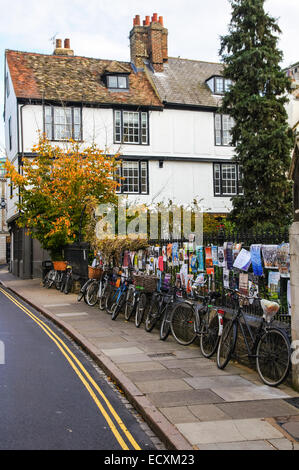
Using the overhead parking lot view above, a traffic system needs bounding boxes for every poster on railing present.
[277,243,290,278]
[233,243,242,262]
[223,268,230,288]
[233,248,251,271]
[248,279,259,299]
[268,271,280,300]
[250,244,263,276]
[261,245,278,269]
[212,245,218,266]
[226,242,234,269]
[218,246,225,267]
[172,243,179,266]
[205,247,213,268]
[239,273,249,295]
[196,246,205,272]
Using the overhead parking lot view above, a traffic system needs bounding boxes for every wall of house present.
[286,93,299,129]
[20,104,235,212]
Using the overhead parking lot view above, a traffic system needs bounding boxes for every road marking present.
[0,340,4,364]
[0,287,141,451]
[43,303,72,308]
[55,312,89,318]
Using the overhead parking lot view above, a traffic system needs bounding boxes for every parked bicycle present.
[217,288,291,386]
[169,290,224,357]
[144,287,179,341]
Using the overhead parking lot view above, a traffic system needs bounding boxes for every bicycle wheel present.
[135,293,147,328]
[111,291,127,321]
[44,270,56,288]
[200,309,220,358]
[256,328,291,387]
[124,287,136,321]
[170,301,197,346]
[106,286,117,314]
[85,281,99,307]
[145,297,160,332]
[160,307,172,341]
[77,279,92,302]
[216,319,237,369]
[99,283,109,311]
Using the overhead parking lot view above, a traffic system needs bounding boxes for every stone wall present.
[290,222,299,391]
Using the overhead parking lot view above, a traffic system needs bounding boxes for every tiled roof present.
[6,50,162,107]
[146,57,224,107]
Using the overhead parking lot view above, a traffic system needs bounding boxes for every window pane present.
[141,162,148,193]
[118,76,127,89]
[214,164,221,195]
[108,76,118,88]
[122,161,139,193]
[215,78,224,94]
[222,164,237,195]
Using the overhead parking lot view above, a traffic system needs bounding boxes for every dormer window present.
[206,76,232,95]
[106,75,129,91]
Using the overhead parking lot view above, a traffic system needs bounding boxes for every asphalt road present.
[0,285,157,450]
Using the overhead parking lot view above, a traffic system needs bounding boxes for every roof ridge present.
[168,56,223,66]
[5,49,131,65]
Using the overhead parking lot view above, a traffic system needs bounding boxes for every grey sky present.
[0,0,298,149]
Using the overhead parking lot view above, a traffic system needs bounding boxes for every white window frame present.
[213,163,243,197]
[115,161,148,194]
[215,113,234,146]
[44,106,82,141]
[114,110,149,145]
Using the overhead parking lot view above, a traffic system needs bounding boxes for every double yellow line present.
[0,286,141,451]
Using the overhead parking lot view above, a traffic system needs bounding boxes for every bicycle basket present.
[133,274,158,293]
[88,266,103,280]
[260,299,280,323]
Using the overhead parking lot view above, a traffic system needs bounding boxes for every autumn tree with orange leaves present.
[5,136,119,260]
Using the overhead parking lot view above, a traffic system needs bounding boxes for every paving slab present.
[281,420,299,441]
[217,400,299,420]
[117,361,166,373]
[197,440,274,450]
[127,368,190,383]
[101,347,144,357]
[160,407,198,424]
[148,389,224,408]
[177,418,284,445]
[184,375,253,390]
[211,384,290,402]
[269,438,299,450]
[188,404,230,422]
[136,379,192,394]
[182,364,242,377]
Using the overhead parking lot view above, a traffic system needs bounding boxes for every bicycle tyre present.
[160,307,172,341]
[200,309,220,358]
[170,301,197,346]
[44,270,55,289]
[124,288,136,321]
[77,279,92,302]
[111,291,127,321]
[106,286,117,314]
[256,328,291,387]
[135,293,147,328]
[99,283,109,311]
[216,319,238,369]
[145,298,160,332]
[86,281,99,307]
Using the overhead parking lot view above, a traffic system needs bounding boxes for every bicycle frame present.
[230,307,265,359]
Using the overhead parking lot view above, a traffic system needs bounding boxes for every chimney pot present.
[159,16,164,26]
[56,39,62,48]
[145,16,150,26]
[135,15,140,26]
[64,38,70,49]
[152,13,158,22]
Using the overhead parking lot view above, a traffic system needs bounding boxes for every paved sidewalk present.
[1,266,299,450]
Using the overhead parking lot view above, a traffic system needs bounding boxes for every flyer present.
[233,248,251,271]
[250,244,263,276]
[223,268,230,288]
[205,247,213,268]
[218,246,225,268]
[268,271,280,300]
[262,245,278,269]
[239,273,249,296]
[277,243,290,278]
[196,246,205,272]
[212,245,218,266]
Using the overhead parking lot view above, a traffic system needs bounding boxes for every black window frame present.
[114,110,149,146]
[212,76,232,95]
[213,162,243,197]
[43,105,83,142]
[106,74,129,91]
[115,160,149,195]
[214,113,235,147]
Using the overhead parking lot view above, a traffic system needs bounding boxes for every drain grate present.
[148,353,175,359]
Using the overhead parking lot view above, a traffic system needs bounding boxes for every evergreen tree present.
[220,0,294,229]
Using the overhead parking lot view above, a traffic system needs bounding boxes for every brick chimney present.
[130,13,168,72]
[54,38,74,56]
